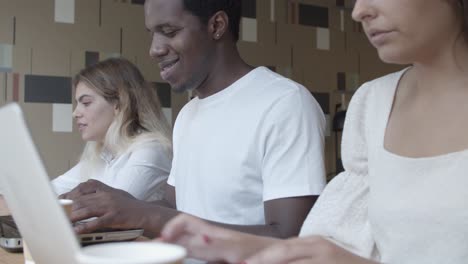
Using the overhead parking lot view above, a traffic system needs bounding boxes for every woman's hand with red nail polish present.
[161,214,277,263]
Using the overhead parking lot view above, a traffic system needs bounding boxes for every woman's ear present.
[114,103,120,115]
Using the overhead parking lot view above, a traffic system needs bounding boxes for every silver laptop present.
[0,214,143,251]
[0,103,143,262]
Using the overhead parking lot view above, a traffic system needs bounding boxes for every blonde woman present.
[160,0,468,263]
[52,58,172,202]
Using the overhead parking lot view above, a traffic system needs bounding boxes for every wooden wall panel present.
[0,10,13,44]
[0,0,404,178]
[359,51,404,84]
[12,45,32,74]
[101,0,145,30]
[31,46,71,77]
[75,0,100,28]
[72,26,120,52]
[277,23,316,51]
[257,21,277,45]
[238,42,291,68]
[20,102,84,178]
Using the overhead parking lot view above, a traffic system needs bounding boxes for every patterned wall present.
[0,0,402,179]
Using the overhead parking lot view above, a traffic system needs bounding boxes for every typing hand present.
[161,214,268,263]
[59,180,149,234]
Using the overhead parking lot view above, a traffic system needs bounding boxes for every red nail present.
[202,234,211,244]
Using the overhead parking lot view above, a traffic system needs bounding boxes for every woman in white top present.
[157,0,468,263]
[52,58,172,202]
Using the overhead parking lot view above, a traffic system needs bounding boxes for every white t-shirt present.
[300,69,468,264]
[168,67,326,225]
[52,141,171,201]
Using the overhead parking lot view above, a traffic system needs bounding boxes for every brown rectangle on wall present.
[13,72,19,102]
[288,0,299,24]
[0,73,5,105]
[337,72,346,90]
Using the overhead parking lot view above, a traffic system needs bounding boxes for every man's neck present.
[196,48,253,99]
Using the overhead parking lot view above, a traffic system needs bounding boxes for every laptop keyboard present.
[0,215,127,237]
[0,216,21,238]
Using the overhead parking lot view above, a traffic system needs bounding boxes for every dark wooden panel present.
[85,51,99,67]
[154,82,171,108]
[242,0,257,18]
[25,75,72,104]
[311,92,330,114]
[298,4,329,28]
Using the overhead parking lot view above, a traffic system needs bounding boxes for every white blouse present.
[300,69,468,264]
[52,141,171,201]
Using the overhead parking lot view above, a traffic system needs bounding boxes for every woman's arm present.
[161,214,280,263]
[51,163,83,196]
[110,142,171,201]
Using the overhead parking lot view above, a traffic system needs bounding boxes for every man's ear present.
[208,11,229,40]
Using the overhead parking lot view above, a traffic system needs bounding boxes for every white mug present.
[78,241,186,264]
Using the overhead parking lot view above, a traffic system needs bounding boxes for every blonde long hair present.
[75,58,172,179]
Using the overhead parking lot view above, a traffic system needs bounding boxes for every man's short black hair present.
[183,0,242,42]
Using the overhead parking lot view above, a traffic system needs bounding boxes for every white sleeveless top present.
[300,69,468,264]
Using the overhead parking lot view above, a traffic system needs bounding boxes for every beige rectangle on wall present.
[340,10,345,32]
[53,103,73,132]
[241,17,258,43]
[0,44,13,72]
[316,27,330,51]
[270,0,276,22]
[162,107,172,126]
[55,0,75,24]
